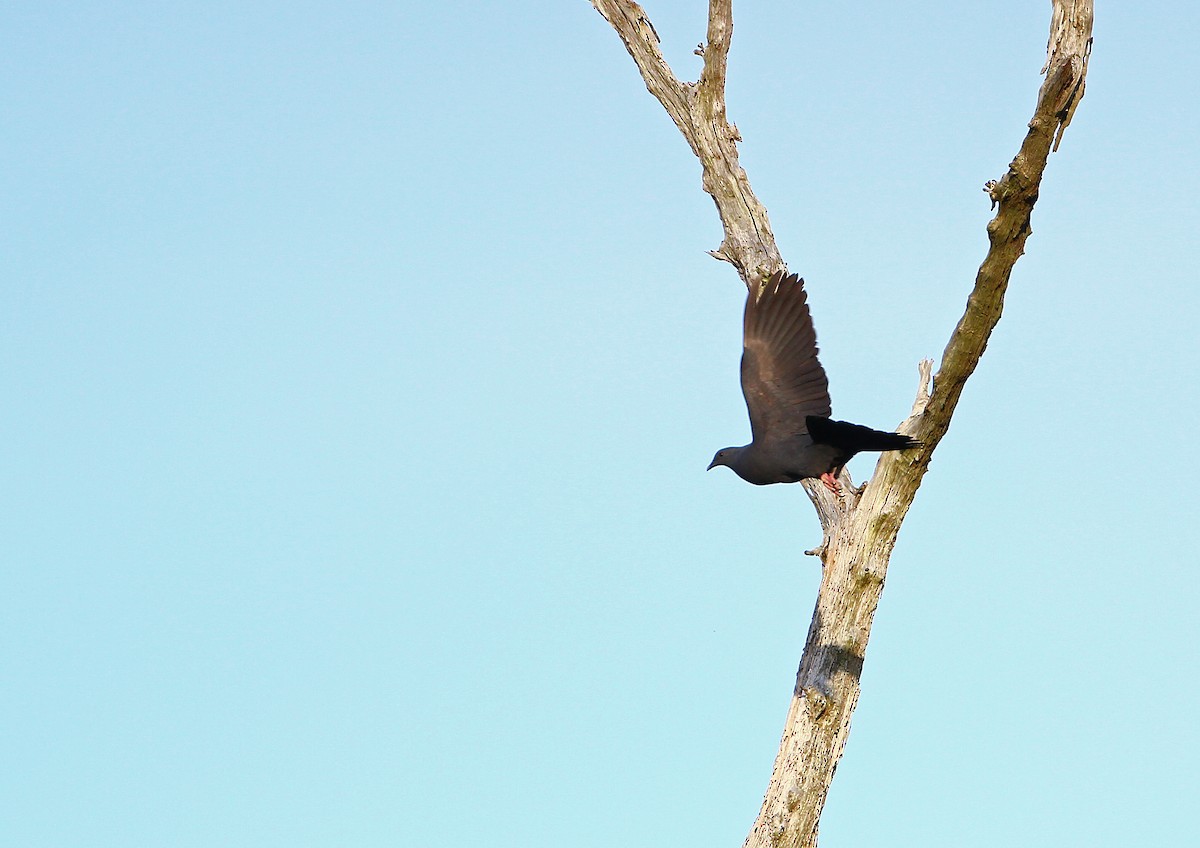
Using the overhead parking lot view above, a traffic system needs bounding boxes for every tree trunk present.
[586,2,1093,845]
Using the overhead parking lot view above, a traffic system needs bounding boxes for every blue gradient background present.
[3,2,1197,846]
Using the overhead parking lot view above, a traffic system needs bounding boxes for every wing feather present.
[739,271,832,443]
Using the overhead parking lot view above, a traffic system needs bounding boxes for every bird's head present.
[707,447,741,472]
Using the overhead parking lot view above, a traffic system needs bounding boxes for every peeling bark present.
[587,2,1092,845]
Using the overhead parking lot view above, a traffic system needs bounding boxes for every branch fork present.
[588,3,1091,845]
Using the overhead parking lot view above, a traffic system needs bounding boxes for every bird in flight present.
[708,271,919,493]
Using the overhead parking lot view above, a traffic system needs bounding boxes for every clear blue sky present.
[3,2,1197,846]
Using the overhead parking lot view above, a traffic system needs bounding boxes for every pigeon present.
[707,271,919,493]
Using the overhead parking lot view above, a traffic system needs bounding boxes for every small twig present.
[902,359,934,430]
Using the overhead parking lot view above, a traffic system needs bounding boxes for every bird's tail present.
[806,416,920,453]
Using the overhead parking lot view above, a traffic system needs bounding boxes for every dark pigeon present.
[708,271,919,492]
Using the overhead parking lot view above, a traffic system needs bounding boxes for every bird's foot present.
[819,472,842,496]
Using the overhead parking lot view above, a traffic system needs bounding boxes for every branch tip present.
[984,179,1001,210]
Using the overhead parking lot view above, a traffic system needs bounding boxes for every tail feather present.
[806,416,920,453]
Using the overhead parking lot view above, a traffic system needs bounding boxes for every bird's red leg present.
[820,472,841,495]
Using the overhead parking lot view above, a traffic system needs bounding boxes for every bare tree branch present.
[589,0,780,283]
[697,0,732,112]
[744,7,1092,847]
[922,0,1093,455]
[588,2,1092,846]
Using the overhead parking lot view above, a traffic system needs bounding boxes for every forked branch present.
[590,0,780,284]
[588,2,1092,846]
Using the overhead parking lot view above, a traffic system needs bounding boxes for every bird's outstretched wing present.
[740,271,832,443]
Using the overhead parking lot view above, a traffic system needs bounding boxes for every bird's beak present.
[706,459,717,471]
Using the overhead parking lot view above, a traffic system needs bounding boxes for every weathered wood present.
[587,2,1092,845]
[589,0,781,285]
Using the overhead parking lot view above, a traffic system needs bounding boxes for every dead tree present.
[586,2,1093,846]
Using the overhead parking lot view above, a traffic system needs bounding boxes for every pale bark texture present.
[588,2,1093,846]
